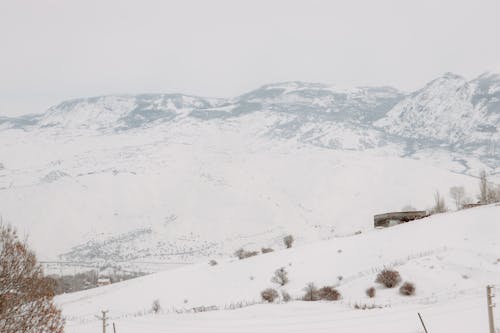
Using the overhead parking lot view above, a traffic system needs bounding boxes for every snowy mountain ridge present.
[2,71,499,163]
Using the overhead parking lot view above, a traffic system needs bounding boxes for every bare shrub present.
[261,247,274,254]
[209,259,218,266]
[234,248,245,259]
[318,286,341,301]
[192,305,219,313]
[261,288,279,303]
[271,267,289,286]
[151,299,161,314]
[366,287,376,298]
[431,190,447,214]
[245,251,259,258]
[281,290,291,302]
[375,269,401,288]
[302,283,320,301]
[283,235,294,249]
[234,248,259,260]
[0,224,65,333]
[399,282,415,296]
[353,303,383,310]
[449,186,466,210]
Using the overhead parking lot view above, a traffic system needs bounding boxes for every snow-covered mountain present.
[375,72,500,157]
[2,72,499,159]
[0,72,499,267]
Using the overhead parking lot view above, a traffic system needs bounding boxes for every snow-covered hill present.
[0,128,479,263]
[58,205,500,333]
[0,73,499,266]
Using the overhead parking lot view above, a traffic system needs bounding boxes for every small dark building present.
[374,211,428,228]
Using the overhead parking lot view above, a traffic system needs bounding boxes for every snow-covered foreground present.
[66,298,494,333]
[58,205,500,332]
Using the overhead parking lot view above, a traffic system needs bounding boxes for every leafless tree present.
[431,190,447,214]
[449,186,465,210]
[281,290,291,302]
[151,299,161,314]
[271,267,289,286]
[302,283,320,301]
[478,170,500,204]
[0,224,64,333]
[283,235,294,249]
[479,170,489,204]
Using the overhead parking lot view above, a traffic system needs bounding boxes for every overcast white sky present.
[1,0,500,116]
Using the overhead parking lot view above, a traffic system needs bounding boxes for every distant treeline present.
[48,270,146,295]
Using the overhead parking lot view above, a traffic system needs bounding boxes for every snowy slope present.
[376,71,500,157]
[58,205,500,332]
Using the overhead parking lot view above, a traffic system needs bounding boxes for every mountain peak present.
[441,72,464,80]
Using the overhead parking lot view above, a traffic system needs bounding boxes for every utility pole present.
[112,322,117,333]
[487,285,496,333]
[96,310,109,333]
[417,312,429,333]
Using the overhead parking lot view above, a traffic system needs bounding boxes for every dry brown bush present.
[399,282,415,296]
[366,287,376,298]
[261,288,279,303]
[318,286,341,301]
[261,247,274,254]
[234,248,259,260]
[0,224,64,333]
[375,269,401,288]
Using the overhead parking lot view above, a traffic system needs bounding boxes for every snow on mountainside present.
[375,71,500,157]
[39,94,216,130]
[0,73,499,268]
[58,205,500,333]
[37,82,403,130]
